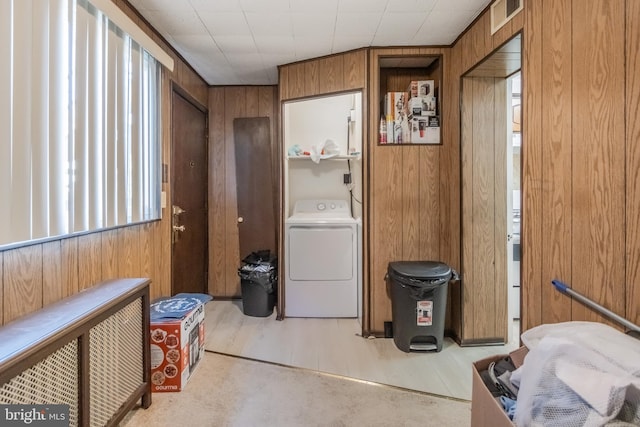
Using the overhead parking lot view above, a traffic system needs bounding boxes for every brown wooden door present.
[233,117,276,259]
[171,90,208,295]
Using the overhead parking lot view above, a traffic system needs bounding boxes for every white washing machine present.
[285,199,359,317]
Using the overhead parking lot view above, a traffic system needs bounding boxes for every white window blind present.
[0,0,164,248]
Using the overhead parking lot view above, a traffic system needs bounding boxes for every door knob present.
[173,205,186,216]
[173,225,186,232]
[237,217,244,223]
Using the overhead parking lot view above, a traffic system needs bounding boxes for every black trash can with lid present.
[387,261,456,352]
[238,251,277,317]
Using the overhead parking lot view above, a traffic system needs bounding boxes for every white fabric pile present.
[514,321,640,426]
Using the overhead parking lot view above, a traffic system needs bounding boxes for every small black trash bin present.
[387,261,456,352]
[238,251,277,317]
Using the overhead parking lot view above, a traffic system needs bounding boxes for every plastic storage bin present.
[387,261,455,352]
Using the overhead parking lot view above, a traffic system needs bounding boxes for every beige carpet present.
[121,351,471,426]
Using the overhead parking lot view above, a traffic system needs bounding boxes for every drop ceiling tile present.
[130,0,191,12]
[331,35,373,53]
[255,36,296,54]
[244,12,293,37]
[144,10,207,36]
[240,0,290,13]
[198,12,251,36]
[171,34,222,56]
[290,0,339,12]
[234,68,271,85]
[432,0,489,12]
[335,12,382,37]
[225,52,264,68]
[338,0,388,12]
[261,53,298,68]
[373,12,427,45]
[213,35,258,54]
[386,0,437,12]
[293,36,334,60]
[291,13,336,37]
[188,0,242,12]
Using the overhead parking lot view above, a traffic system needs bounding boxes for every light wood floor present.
[204,301,520,401]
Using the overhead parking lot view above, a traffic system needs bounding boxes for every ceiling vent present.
[490,0,523,34]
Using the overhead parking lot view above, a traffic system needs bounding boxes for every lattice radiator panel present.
[0,340,79,426]
[0,279,151,427]
[89,299,144,427]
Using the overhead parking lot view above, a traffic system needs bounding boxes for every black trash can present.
[238,252,277,317]
[387,261,456,352]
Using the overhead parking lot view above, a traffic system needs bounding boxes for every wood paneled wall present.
[278,49,367,101]
[367,47,458,335]
[278,49,368,323]
[0,0,209,326]
[455,0,639,332]
[208,86,279,298]
[460,77,509,344]
[521,0,632,331]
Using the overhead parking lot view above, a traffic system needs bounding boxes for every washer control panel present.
[293,199,350,215]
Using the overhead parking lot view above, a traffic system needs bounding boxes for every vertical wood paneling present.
[444,44,463,337]
[245,87,260,117]
[278,65,290,100]
[492,18,513,50]
[119,225,140,277]
[4,245,42,323]
[493,79,508,340]
[78,233,102,290]
[371,146,403,330]
[541,0,573,324]
[62,237,79,297]
[208,86,277,298]
[343,50,366,89]
[402,146,420,259]
[461,78,474,340]
[42,241,63,306]
[419,147,440,260]
[287,62,305,99]
[101,230,119,281]
[368,47,446,333]
[571,0,625,325]
[304,61,320,97]
[626,0,640,327]
[471,79,495,340]
[177,61,208,107]
[318,55,344,94]
[224,87,245,296]
[521,0,544,332]
[209,87,227,296]
[139,223,153,281]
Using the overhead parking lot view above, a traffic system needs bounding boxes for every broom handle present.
[551,280,640,334]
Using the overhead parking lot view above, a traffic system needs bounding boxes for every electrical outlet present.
[343,173,352,184]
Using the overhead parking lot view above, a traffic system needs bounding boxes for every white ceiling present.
[128,0,491,86]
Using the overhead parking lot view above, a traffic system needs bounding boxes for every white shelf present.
[287,154,361,161]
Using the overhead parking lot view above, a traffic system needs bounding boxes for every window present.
[0,0,167,249]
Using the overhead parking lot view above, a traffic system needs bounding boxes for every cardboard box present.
[407,80,434,98]
[149,300,206,392]
[385,92,409,144]
[409,116,430,144]
[471,346,528,427]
